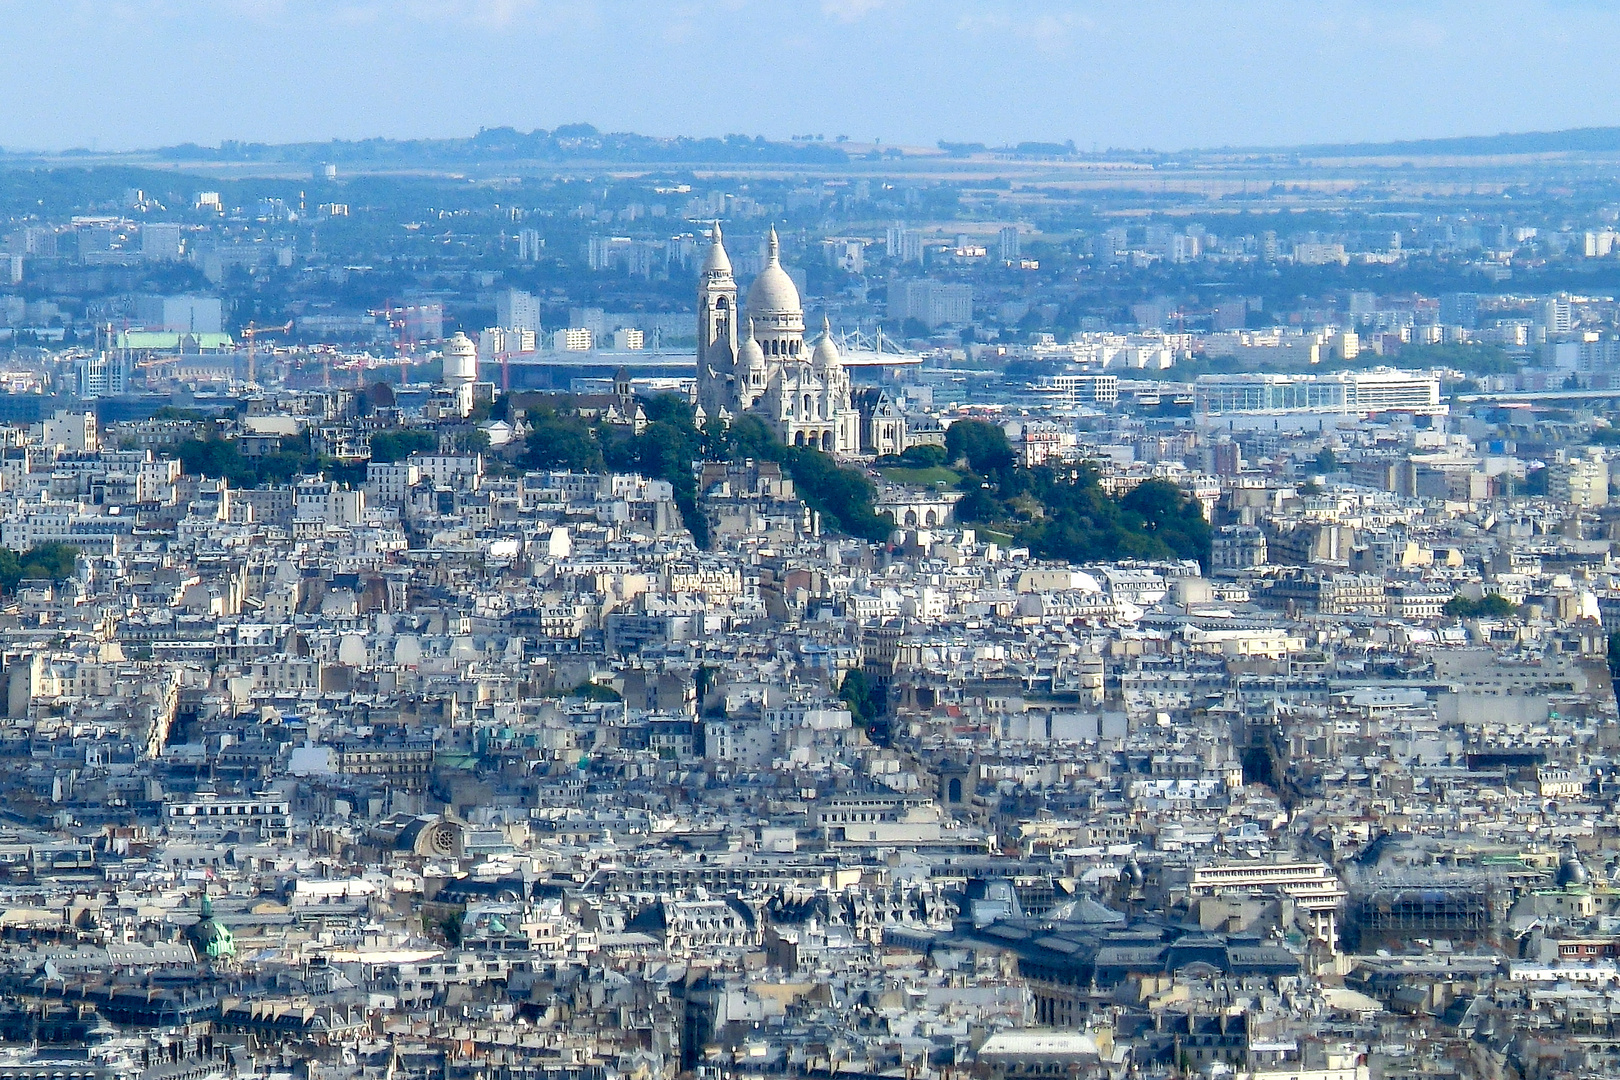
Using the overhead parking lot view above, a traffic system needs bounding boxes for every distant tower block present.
[443,331,478,386]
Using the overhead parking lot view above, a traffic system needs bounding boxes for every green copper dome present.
[189,893,235,960]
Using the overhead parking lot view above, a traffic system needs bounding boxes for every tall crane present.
[370,303,412,386]
[240,321,292,387]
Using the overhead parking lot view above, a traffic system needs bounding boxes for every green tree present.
[1444,593,1518,619]
[569,680,622,702]
[177,437,259,488]
[1120,478,1212,568]
[954,484,1003,524]
[898,443,948,468]
[782,446,892,542]
[641,393,695,426]
[1396,343,1519,376]
[523,412,603,471]
[369,427,438,463]
[1007,468,1212,570]
[0,544,79,594]
[450,427,492,455]
[945,419,1016,478]
[689,412,889,544]
[838,668,882,726]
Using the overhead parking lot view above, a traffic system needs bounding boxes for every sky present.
[0,0,1614,153]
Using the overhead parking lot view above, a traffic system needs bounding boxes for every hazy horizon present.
[3,0,1617,154]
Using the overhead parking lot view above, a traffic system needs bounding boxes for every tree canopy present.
[0,544,78,593]
[369,428,438,463]
[176,430,366,488]
[1444,593,1518,619]
[946,420,1212,569]
[945,418,1017,479]
[520,397,893,547]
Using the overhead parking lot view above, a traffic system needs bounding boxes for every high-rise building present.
[998,226,1021,262]
[1439,292,1479,330]
[136,295,222,335]
[75,351,129,398]
[1549,452,1609,508]
[887,280,973,328]
[495,289,541,332]
[1211,440,1242,477]
[517,229,543,261]
[400,304,444,344]
[480,327,535,358]
[552,327,593,351]
[587,235,634,270]
[1169,234,1201,263]
[141,223,184,260]
[76,225,113,262]
[569,308,606,339]
[1542,296,1573,335]
[1213,300,1249,330]
[826,239,864,275]
[885,225,923,264]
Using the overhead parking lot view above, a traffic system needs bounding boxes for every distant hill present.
[1281,126,1620,158]
[26,123,1620,170]
[151,124,852,167]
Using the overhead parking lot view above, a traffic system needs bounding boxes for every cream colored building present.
[696,224,861,454]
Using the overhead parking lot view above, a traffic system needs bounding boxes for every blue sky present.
[0,0,1612,152]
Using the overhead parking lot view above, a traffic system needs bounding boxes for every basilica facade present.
[696,224,862,455]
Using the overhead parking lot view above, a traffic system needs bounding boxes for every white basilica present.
[695,223,862,455]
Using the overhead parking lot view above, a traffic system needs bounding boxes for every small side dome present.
[739,319,766,368]
[812,316,840,369]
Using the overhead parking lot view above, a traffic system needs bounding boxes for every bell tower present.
[696,221,738,414]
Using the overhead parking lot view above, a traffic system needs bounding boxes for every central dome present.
[1558,850,1591,887]
[746,227,801,317]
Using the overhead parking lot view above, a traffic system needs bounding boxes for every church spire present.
[701,219,732,276]
[766,225,780,265]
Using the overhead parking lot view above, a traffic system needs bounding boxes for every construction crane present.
[369,303,412,386]
[240,321,292,387]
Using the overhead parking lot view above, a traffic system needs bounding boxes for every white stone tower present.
[696,222,738,417]
[443,331,478,387]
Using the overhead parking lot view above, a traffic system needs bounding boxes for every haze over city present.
[5,0,1620,151]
